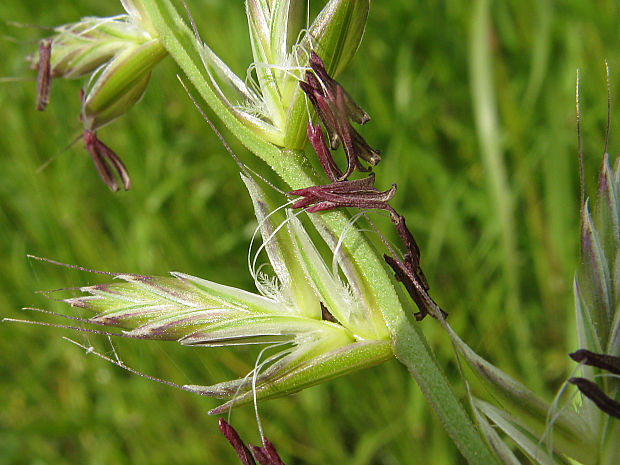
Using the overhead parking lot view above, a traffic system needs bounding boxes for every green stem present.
[392,313,501,465]
[139,0,499,462]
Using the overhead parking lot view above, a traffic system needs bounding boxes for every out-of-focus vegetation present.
[1,1,619,463]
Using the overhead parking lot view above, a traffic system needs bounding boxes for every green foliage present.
[1,0,620,463]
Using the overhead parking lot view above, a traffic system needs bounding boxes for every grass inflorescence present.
[2,0,620,463]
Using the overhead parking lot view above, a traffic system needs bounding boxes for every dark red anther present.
[568,377,620,419]
[391,214,429,290]
[218,419,287,465]
[36,39,52,111]
[568,349,620,420]
[83,130,131,192]
[218,419,257,465]
[384,254,446,321]
[307,51,369,126]
[289,174,395,214]
[300,52,378,180]
[307,123,343,182]
[569,349,620,375]
[299,51,440,322]
[320,302,337,322]
[249,438,286,465]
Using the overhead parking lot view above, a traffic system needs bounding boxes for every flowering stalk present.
[61,173,393,413]
[126,1,500,462]
[29,1,500,463]
[83,129,131,191]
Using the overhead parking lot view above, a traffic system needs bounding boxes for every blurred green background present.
[1,0,619,463]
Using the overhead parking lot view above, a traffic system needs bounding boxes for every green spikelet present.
[576,153,620,356]
[60,175,392,414]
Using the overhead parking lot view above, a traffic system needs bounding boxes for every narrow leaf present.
[446,325,595,464]
[475,399,572,465]
[470,399,522,465]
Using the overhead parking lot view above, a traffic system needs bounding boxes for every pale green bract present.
[193,0,369,148]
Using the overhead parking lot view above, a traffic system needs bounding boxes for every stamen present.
[307,122,343,182]
[83,130,131,191]
[320,302,336,322]
[307,51,370,125]
[568,377,620,419]
[570,348,620,375]
[249,438,286,465]
[218,418,286,465]
[35,39,52,111]
[218,418,257,465]
[384,254,446,321]
[391,214,429,290]
[289,174,396,214]
[300,51,378,180]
